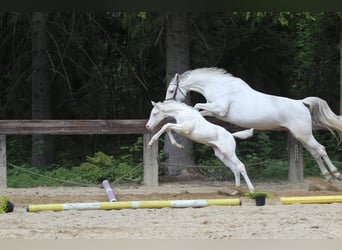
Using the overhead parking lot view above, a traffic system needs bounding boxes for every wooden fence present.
[0,119,303,188]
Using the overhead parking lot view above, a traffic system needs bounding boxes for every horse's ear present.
[175,73,179,82]
[151,101,156,107]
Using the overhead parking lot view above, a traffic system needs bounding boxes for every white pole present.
[102,180,117,202]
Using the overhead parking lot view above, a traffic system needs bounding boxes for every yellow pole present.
[27,198,241,212]
[280,195,342,204]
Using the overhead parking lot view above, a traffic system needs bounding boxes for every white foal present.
[145,100,255,192]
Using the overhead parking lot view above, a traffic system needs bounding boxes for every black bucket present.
[5,201,14,213]
[255,194,266,206]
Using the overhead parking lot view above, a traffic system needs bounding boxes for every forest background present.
[1,12,342,187]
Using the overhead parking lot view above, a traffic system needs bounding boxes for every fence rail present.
[0,120,150,134]
[0,119,303,188]
[0,119,159,188]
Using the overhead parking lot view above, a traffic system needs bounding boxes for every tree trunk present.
[31,12,53,168]
[340,18,342,115]
[164,13,194,176]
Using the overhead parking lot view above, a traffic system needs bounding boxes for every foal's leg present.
[211,145,240,187]
[224,156,255,193]
[148,123,187,147]
[212,145,255,192]
[166,129,184,149]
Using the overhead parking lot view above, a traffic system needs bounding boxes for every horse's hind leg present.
[313,156,333,181]
[297,135,342,181]
[322,155,342,180]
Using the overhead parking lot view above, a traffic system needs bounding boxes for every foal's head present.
[145,101,168,130]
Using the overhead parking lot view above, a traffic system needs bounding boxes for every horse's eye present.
[170,90,174,93]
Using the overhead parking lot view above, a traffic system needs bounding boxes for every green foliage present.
[70,148,143,184]
[0,196,10,213]
[289,12,340,111]
[249,160,288,181]
[240,12,293,26]
[6,137,30,165]
[237,131,273,160]
[119,136,144,163]
[8,148,143,187]
[83,151,113,168]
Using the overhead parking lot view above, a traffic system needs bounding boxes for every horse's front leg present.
[166,129,184,149]
[194,102,227,117]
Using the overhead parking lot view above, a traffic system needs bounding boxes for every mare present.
[145,100,255,192]
[165,67,342,181]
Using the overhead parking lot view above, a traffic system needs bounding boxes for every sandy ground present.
[1,177,342,239]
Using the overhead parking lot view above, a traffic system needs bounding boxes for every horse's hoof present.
[336,173,342,181]
[230,190,239,196]
[323,173,333,182]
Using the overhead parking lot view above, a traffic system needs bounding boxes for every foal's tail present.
[302,97,342,141]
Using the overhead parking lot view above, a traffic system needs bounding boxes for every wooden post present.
[287,133,303,183]
[0,135,6,188]
[143,134,159,187]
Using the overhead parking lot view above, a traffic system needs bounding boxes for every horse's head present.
[165,73,187,101]
[146,101,168,130]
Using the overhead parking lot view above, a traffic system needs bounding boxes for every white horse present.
[165,67,342,181]
[145,100,255,192]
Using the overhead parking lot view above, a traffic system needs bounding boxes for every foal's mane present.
[181,67,233,80]
[160,100,193,112]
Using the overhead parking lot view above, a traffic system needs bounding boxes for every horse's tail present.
[302,97,342,141]
[232,128,254,140]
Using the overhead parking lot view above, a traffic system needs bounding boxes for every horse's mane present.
[181,67,233,79]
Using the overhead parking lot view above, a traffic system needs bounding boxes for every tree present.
[31,12,53,168]
[163,13,194,176]
[2,11,342,176]
[340,16,342,115]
